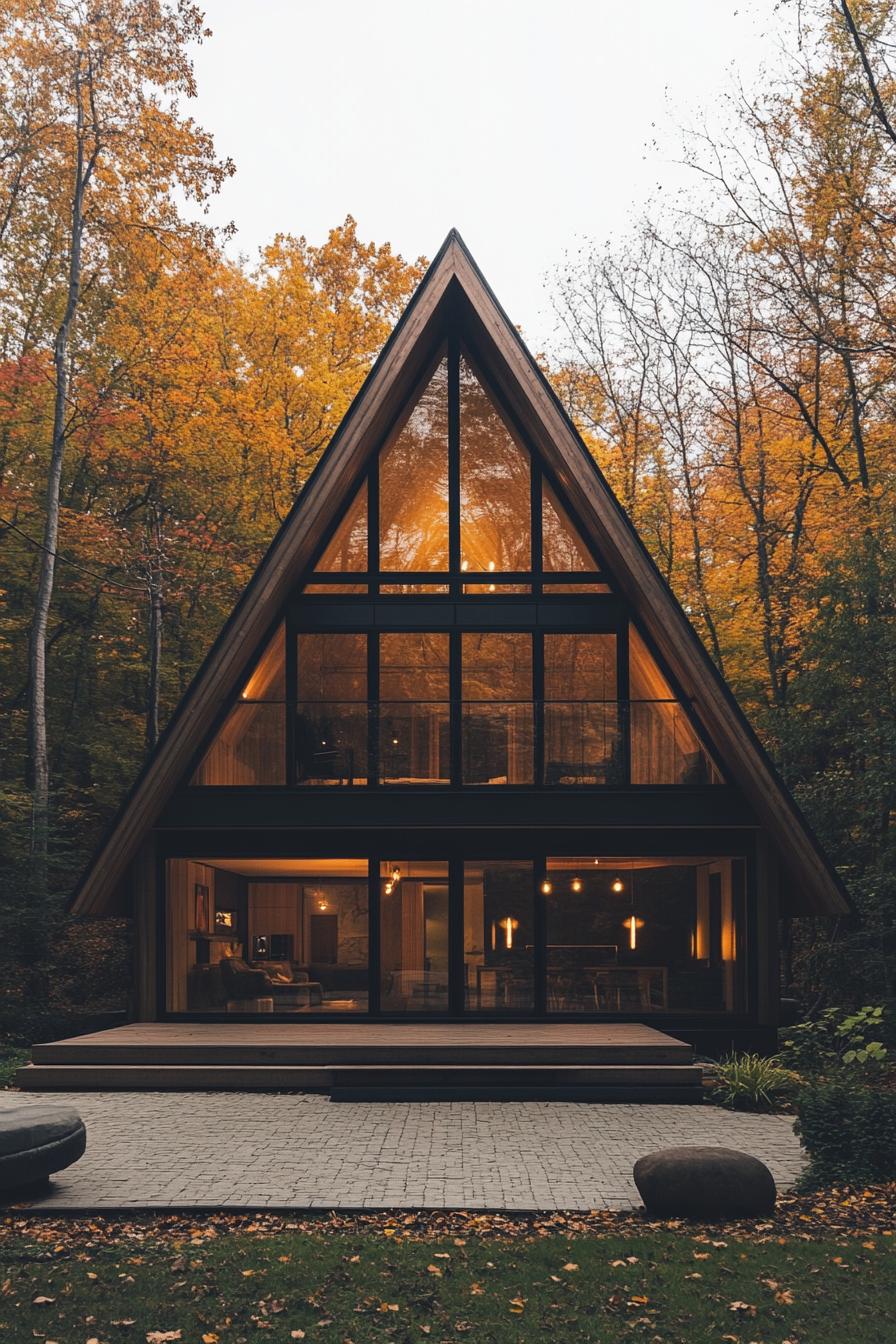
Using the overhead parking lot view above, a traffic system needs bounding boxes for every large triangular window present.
[300,346,613,596]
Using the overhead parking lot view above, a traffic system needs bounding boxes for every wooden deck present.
[18,1023,702,1101]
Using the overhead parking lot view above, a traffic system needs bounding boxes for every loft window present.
[629,625,722,785]
[191,625,286,786]
[296,633,367,785]
[379,357,450,577]
[459,353,531,590]
[300,346,611,595]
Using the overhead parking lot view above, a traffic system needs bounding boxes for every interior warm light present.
[593,858,600,865]
[499,916,519,949]
[624,914,645,950]
[571,877,583,893]
[487,560,496,572]
[384,881,393,895]
[391,866,401,883]
[611,877,624,894]
[541,879,553,895]
[391,736,399,746]
[461,559,469,571]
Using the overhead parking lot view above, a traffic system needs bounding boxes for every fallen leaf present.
[31,1297,55,1306]
[509,1297,526,1313]
[426,1264,443,1276]
[146,1334,182,1344]
[562,1262,579,1271]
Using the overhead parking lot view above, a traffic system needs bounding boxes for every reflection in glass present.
[313,479,368,573]
[545,856,743,1013]
[296,633,367,785]
[464,861,534,1011]
[462,633,533,784]
[192,626,286,785]
[544,634,618,785]
[380,860,450,1011]
[542,480,598,572]
[460,355,531,572]
[380,633,450,784]
[379,359,449,571]
[628,625,722,784]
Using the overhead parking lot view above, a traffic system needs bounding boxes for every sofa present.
[221,957,323,1008]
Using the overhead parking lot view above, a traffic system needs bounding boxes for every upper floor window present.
[303,345,610,596]
[191,622,722,789]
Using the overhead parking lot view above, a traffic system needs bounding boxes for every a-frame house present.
[20,232,849,1094]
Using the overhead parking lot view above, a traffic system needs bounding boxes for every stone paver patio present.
[5,1092,804,1212]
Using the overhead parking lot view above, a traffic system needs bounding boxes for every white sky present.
[192,0,786,349]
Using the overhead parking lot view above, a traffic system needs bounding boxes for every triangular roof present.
[70,229,849,917]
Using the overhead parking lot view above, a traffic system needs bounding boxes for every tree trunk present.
[27,52,96,892]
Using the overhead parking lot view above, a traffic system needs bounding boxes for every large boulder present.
[0,1102,86,1193]
[633,1146,776,1218]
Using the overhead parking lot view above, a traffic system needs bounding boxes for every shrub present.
[795,1080,896,1187]
[778,1004,890,1078]
[710,1053,798,1112]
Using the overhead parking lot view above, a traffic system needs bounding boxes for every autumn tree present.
[0,0,232,888]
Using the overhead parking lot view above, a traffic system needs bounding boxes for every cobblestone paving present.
[7,1092,805,1212]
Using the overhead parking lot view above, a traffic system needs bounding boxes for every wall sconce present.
[498,916,519,950]
[391,866,401,884]
[611,877,624,894]
[540,879,553,895]
[317,899,328,912]
[384,882,393,895]
[623,915,645,950]
[571,877,583,893]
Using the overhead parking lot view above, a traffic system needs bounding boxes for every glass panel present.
[544,634,618,785]
[380,860,450,1012]
[166,858,370,1014]
[462,583,531,595]
[629,625,723,784]
[460,354,531,572]
[380,633,450,784]
[462,633,533,784]
[542,480,598,571]
[296,633,367,785]
[542,582,611,594]
[545,857,744,1014]
[379,582,450,594]
[302,582,368,595]
[314,479,368,572]
[192,626,285,785]
[192,705,285,785]
[379,358,449,571]
[463,861,534,1012]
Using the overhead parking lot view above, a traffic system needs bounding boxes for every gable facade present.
[70,232,848,1048]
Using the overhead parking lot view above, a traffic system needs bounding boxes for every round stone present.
[0,1102,86,1192]
[633,1145,776,1218]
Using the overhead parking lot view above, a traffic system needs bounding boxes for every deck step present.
[330,1086,703,1103]
[17,1060,703,1102]
[328,1063,703,1102]
[15,1063,331,1091]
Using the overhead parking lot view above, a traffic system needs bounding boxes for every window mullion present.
[448,334,461,597]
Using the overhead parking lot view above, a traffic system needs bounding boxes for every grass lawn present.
[1,1216,894,1344]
